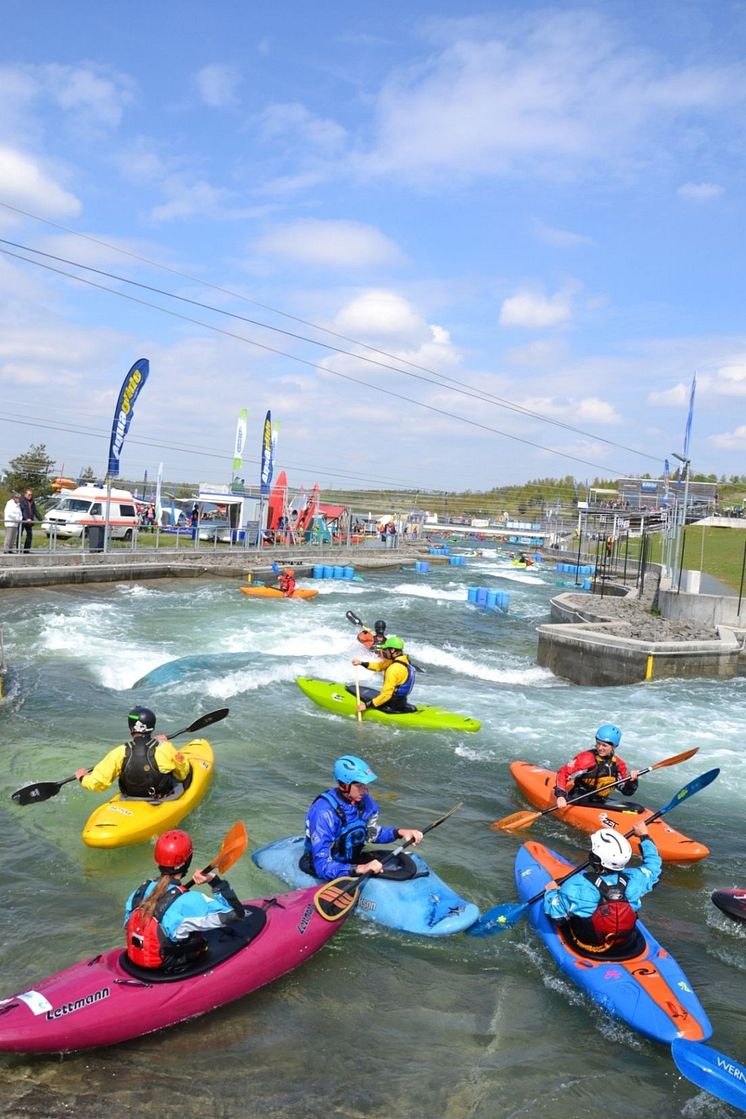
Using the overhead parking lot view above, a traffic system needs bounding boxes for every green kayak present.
[295,677,481,732]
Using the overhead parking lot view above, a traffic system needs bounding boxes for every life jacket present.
[571,753,623,800]
[125,881,185,968]
[390,656,415,697]
[119,737,174,798]
[279,575,295,595]
[304,791,369,868]
[357,630,375,648]
[568,872,637,953]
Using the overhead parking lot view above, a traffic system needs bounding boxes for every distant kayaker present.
[554,724,639,809]
[74,706,191,799]
[124,829,245,970]
[351,635,416,714]
[300,754,423,881]
[543,822,661,957]
[357,618,387,649]
[277,567,296,597]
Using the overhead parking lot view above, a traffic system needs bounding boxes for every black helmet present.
[373,619,387,634]
[128,706,156,736]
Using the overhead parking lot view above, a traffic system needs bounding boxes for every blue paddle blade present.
[671,1039,746,1112]
[271,562,280,574]
[465,901,528,938]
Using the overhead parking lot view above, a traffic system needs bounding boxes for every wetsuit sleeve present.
[362,796,397,844]
[154,739,191,781]
[625,838,662,906]
[80,745,127,792]
[543,875,599,920]
[161,890,236,941]
[209,875,245,919]
[616,757,638,797]
[307,798,356,880]
[554,751,594,797]
[369,662,406,709]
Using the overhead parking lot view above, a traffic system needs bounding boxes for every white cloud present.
[256,219,405,269]
[259,102,347,152]
[149,178,252,222]
[711,425,746,449]
[44,63,134,130]
[499,287,572,329]
[332,289,429,346]
[196,64,241,109]
[533,220,593,248]
[0,145,80,217]
[647,381,690,407]
[677,182,724,201]
[711,361,746,395]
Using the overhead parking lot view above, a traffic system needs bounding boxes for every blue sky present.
[0,1,744,495]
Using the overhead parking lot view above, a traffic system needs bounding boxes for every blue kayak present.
[252,835,479,937]
[515,841,712,1045]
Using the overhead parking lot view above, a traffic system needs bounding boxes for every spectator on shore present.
[19,489,42,553]
[3,494,22,553]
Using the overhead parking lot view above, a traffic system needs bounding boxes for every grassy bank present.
[628,526,746,591]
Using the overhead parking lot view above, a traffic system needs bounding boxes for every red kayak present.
[711,889,746,924]
[0,887,346,1053]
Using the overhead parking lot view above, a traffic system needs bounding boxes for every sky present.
[1,0,745,497]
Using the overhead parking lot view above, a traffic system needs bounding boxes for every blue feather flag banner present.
[260,410,272,497]
[232,408,248,474]
[683,373,696,459]
[107,358,149,477]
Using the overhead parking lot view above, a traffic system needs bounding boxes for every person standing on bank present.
[19,489,42,553]
[3,494,22,553]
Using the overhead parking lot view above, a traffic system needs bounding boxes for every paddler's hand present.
[545,880,559,892]
[556,795,568,809]
[630,769,640,780]
[356,701,367,713]
[397,828,423,845]
[74,768,88,781]
[357,859,384,874]
[192,869,214,885]
[632,821,649,838]
[351,658,363,666]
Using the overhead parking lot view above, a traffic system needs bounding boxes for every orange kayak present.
[239,586,318,600]
[509,760,709,862]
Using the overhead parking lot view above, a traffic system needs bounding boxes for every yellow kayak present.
[81,739,214,849]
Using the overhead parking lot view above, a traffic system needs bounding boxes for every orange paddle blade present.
[490,810,541,832]
[652,747,699,768]
[214,821,249,874]
[314,879,359,922]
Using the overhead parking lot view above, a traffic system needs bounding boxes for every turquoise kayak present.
[252,835,480,937]
[515,841,712,1045]
[295,677,481,733]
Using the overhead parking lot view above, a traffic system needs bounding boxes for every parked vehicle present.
[42,486,140,543]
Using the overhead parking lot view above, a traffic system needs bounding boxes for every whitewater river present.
[0,551,743,1118]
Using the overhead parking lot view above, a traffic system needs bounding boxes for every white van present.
[42,485,140,542]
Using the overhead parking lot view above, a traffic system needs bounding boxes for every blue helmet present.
[333,754,377,785]
[595,723,621,748]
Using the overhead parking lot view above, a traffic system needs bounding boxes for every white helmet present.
[590,828,632,871]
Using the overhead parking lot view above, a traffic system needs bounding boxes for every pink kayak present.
[0,886,346,1053]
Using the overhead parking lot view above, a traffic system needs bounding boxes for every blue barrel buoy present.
[467,587,478,603]
[476,588,488,606]
[312,564,323,579]
[486,589,498,607]
[322,565,333,578]
[343,565,354,580]
[332,565,344,579]
[582,577,592,591]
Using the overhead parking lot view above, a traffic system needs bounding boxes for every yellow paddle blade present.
[490,810,541,832]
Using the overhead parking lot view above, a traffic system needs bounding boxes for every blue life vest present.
[305,791,369,866]
[392,657,415,697]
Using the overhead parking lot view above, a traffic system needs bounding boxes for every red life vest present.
[569,873,637,953]
[125,882,184,968]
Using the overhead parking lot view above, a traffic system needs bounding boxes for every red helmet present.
[154,829,193,873]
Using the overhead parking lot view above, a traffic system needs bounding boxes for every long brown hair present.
[136,873,178,923]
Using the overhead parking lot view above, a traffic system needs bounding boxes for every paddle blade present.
[672,1039,746,1112]
[213,821,248,874]
[314,877,361,922]
[186,707,230,734]
[491,810,541,832]
[652,746,699,769]
[12,780,64,806]
[465,901,529,938]
[652,768,719,822]
[345,610,363,627]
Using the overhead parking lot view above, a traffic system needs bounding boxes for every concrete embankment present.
[536,567,743,685]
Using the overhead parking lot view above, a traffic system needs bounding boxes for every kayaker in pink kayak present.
[300,754,423,881]
[554,723,639,809]
[543,822,662,958]
[124,829,245,971]
[75,706,191,799]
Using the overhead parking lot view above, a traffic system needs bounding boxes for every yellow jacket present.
[362,655,412,709]
[81,738,189,792]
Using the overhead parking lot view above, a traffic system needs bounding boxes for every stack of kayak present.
[82,739,214,849]
[296,677,481,733]
[0,885,348,1053]
[509,761,709,861]
[252,834,479,937]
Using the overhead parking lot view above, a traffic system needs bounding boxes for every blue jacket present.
[124,881,234,942]
[304,787,399,880]
[543,837,662,921]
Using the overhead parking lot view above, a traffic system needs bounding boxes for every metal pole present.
[737,539,746,618]
[574,514,584,585]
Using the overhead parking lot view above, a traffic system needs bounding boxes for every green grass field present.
[629,525,746,592]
